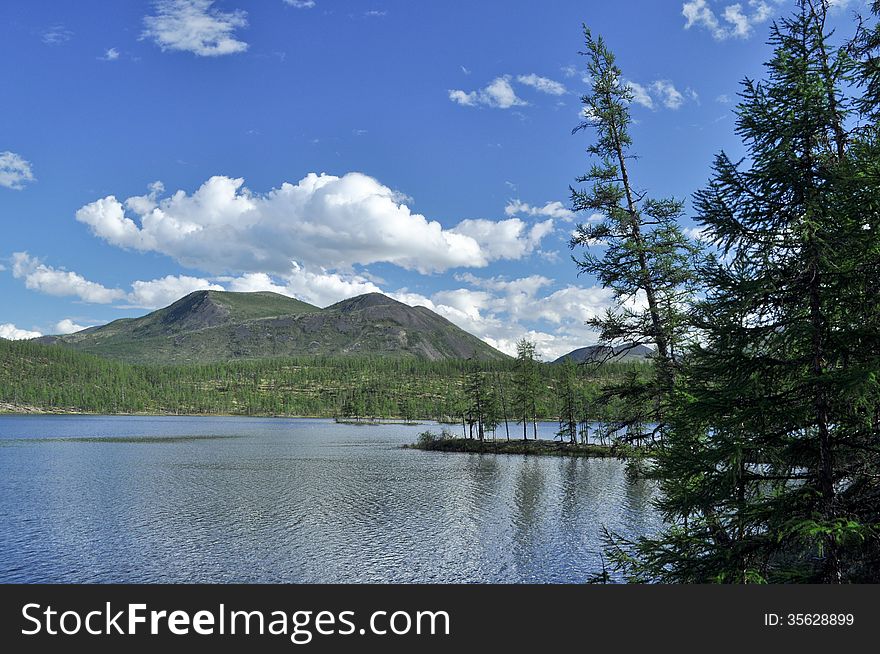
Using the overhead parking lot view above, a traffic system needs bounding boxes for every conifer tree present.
[512,339,541,440]
[613,0,880,583]
[570,27,699,444]
[556,359,579,444]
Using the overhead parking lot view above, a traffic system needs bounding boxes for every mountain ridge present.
[38,290,507,364]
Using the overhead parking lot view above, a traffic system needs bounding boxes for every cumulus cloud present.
[9,253,227,310]
[11,253,126,304]
[682,0,784,41]
[54,319,88,335]
[75,173,550,274]
[283,0,315,7]
[449,76,527,109]
[99,47,120,61]
[389,274,615,360]
[0,152,36,190]
[450,218,554,262]
[0,323,42,340]
[126,275,223,309]
[142,0,248,56]
[223,266,383,308]
[516,74,567,96]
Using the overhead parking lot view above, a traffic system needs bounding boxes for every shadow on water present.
[2,434,244,445]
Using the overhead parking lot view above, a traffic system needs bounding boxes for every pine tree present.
[612,0,880,583]
[569,26,700,444]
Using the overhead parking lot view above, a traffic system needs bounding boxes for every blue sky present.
[0,0,866,358]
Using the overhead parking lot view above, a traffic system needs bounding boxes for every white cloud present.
[449,75,527,109]
[624,79,692,111]
[11,253,126,304]
[0,324,42,340]
[224,272,290,295]
[222,266,382,307]
[54,319,87,335]
[516,74,567,96]
[9,253,225,310]
[142,0,248,56]
[0,152,36,190]
[448,89,478,106]
[280,264,382,306]
[683,0,783,41]
[505,199,575,222]
[651,80,685,109]
[626,80,655,109]
[389,274,615,360]
[561,64,578,78]
[450,218,554,262]
[683,225,713,242]
[75,173,549,275]
[716,93,731,104]
[100,47,120,61]
[283,0,315,7]
[126,275,224,309]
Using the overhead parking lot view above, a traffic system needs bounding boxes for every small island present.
[406,429,630,459]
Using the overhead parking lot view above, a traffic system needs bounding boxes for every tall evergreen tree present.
[612,0,880,583]
[570,27,699,444]
[512,339,541,440]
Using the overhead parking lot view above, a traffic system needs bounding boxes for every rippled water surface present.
[0,416,662,583]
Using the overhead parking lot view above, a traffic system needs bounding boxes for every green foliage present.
[610,1,880,583]
[569,26,701,445]
[0,338,643,421]
[512,339,542,439]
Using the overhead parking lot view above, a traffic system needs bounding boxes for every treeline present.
[0,338,642,422]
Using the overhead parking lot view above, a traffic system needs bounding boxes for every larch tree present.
[512,339,541,440]
[611,0,880,583]
[569,26,700,445]
[556,359,580,444]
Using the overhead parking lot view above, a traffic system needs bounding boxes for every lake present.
[0,415,662,583]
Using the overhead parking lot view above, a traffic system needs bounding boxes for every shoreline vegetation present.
[406,429,631,459]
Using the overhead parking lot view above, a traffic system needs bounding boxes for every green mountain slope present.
[37,290,506,364]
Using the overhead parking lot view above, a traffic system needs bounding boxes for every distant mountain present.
[552,343,654,365]
[38,290,507,364]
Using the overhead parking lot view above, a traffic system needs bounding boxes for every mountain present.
[552,343,655,365]
[38,290,507,364]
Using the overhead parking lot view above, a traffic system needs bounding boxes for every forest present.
[0,337,641,432]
